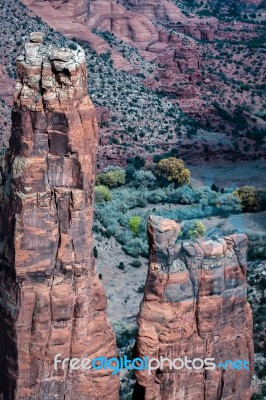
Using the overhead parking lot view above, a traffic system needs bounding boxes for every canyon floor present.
[96,161,266,325]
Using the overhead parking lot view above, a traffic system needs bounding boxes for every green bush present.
[235,186,259,212]
[95,185,112,203]
[96,169,126,188]
[129,170,156,189]
[147,189,167,204]
[154,157,190,186]
[127,156,145,170]
[124,238,148,257]
[166,185,198,205]
[128,216,141,236]
[116,327,138,349]
[68,42,78,51]
[252,395,264,400]
[181,220,206,239]
[136,284,145,293]
[130,259,142,268]
[215,192,242,213]
[93,246,98,258]
[117,261,125,270]
[235,186,266,212]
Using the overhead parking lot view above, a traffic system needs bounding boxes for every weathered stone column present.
[0,32,119,400]
[133,215,254,400]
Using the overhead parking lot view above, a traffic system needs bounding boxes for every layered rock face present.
[133,216,254,400]
[0,33,119,400]
[25,0,90,21]
[22,0,203,85]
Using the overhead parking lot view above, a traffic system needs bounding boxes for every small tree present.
[235,186,259,212]
[211,184,219,192]
[93,246,98,258]
[154,157,190,186]
[117,262,125,270]
[128,216,141,236]
[95,185,112,203]
[181,220,206,239]
[127,156,145,170]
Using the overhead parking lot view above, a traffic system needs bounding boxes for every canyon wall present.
[0,33,119,400]
[133,216,254,400]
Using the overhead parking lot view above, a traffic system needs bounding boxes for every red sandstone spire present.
[0,32,119,400]
[133,215,254,399]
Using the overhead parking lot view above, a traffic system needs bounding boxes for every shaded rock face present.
[133,216,254,400]
[0,33,119,400]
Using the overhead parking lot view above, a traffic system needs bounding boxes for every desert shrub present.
[153,148,179,163]
[95,185,112,202]
[113,188,148,209]
[136,284,145,293]
[147,189,167,204]
[235,186,259,211]
[235,186,266,212]
[257,366,266,380]
[124,237,148,257]
[93,246,98,258]
[256,189,266,210]
[136,193,148,208]
[130,259,142,268]
[117,261,125,270]
[166,185,198,205]
[96,169,126,188]
[181,220,206,239]
[128,216,141,236]
[130,170,156,189]
[117,189,149,210]
[211,184,219,192]
[125,164,136,182]
[127,156,145,170]
[68,42,78,50]
[246,231,266,261]
[115,229,134,246]
[215,192,242,213]
[196,187,219,205]
[252,394,264,400]
[154,157,190,186]
[116,326,138,349]
[246,127,266,145]
[157,205,216,221]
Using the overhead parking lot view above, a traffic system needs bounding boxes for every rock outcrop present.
[0,33,119,400]
[133,216,254,400]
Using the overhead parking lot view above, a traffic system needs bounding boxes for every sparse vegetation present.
[95,185,113,203]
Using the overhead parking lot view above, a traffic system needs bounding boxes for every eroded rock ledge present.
[0,33,119,400]
[133,215,254,400]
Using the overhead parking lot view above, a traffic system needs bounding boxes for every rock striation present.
[133,215,254,400]
[0,33,119,400]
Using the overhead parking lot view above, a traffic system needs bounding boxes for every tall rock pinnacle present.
[0,33,119,400]
[133,216,254,400]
